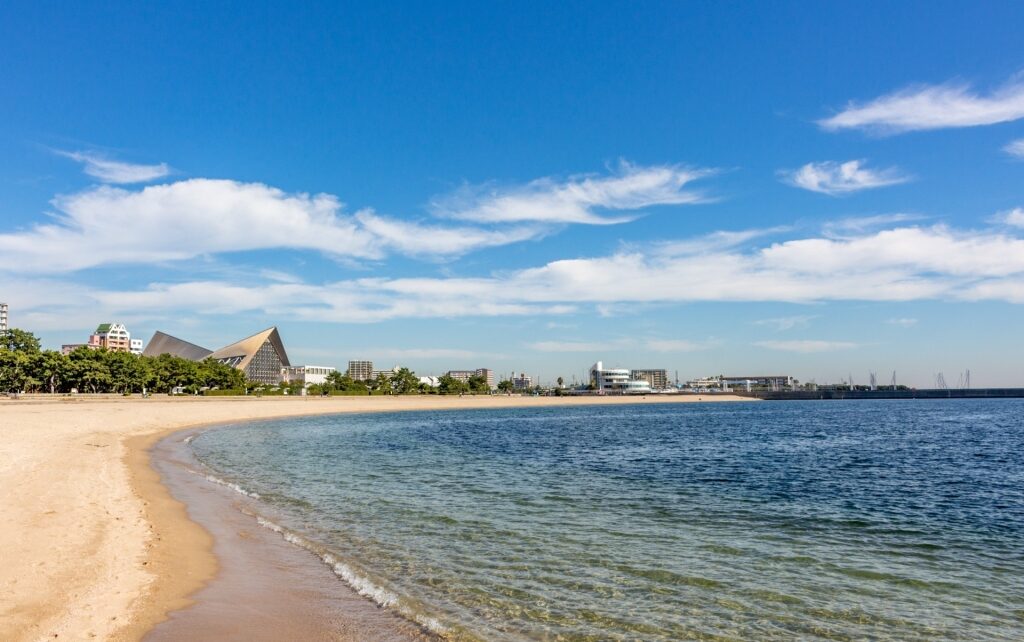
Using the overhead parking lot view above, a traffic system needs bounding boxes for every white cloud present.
[819,76,1024,134]
[527,340,622,352]
[431,161,713,224]
[653,226,790,256]
[11,223,1024,327]
[56,150,171,183]
[753,315,817,331]
[823,213,925,237]
[990,207,1024,228]
[375,348,503,360]
[754,340,858,353]
[0,179,553,273]
[1005,139,1024,158]
[886,318,918,327]
[781,160,909,195]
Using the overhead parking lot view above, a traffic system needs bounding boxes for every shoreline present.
[0,394,752,640]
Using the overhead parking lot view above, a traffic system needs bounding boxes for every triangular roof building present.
[208,327,290,384]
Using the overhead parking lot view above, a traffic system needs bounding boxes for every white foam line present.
[250,514,450,637]
[191,469,261,499]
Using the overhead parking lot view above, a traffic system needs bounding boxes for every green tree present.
[556,376,564,388]
[438,374,468,395]
[66,347,112,393]
[372,372,392,394]
[0,349,33,392]
[496,379,514,393]
[391,367,420,394]
[467,373,489,394]
[1,328,41,353]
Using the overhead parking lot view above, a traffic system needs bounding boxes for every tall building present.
[446,368,495,389]
[89,323,133,352]
[511,371,533,390]
[0,302,8,333]
[631,369,669,390]
[347,360,373,381]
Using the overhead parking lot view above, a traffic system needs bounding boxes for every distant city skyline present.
[2,2,1023,387]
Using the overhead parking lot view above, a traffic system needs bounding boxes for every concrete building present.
[511,372,534,391]
[90,323,133,352]
[130,339,143,355]
[371,365,401,380]
[446,368,495,389]
[283,365,336,387]
[631,369,669,390]
[590,361,651,394]
[0,302,7,333]
[347,360,374,381]
[721,375,793,391]
[418,375,440,388]
[61,344,89,355]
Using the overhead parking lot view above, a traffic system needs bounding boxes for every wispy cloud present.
[823,213,925,237]
[781,160,909,195]
[1005,139,1024,158]
[992,207,1024,228]
[56,150,171,183]
[645,338,719,352]
[753,315,817,331]
[527,340,631,352]
[375,348,504,360]
[886,318,918,328]
[819,75,1024,134]
[754,340,858,353]
[431,161,714,225]
[654,226,790,256]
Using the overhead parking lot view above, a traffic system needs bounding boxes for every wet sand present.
[0,393,752,640]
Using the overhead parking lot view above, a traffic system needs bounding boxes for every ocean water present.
[189,400,1024,641]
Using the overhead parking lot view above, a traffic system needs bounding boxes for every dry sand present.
[0,393,751,641]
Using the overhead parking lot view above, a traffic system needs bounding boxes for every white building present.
[130,338,143,355]
[283,365,337,387]
[418,376,440,388]
[590,361,652,394]
[0,302,7,333]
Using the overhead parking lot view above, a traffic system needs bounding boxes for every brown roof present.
[208,327,290,370]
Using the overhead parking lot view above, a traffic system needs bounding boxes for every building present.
[61,344,88,355]
[590,361,651,394]
[283,365,336,387]
[511,371,534,390]
[347,360,373,381]
[418,375,440,388]
[0,302,7,333]
[686,376,724,390]
[446,368,494,389]
[720,375,793,391]
[142,327,292,385]
[371,365,401,380]
[631,369,669,390]
[90,323,133,352]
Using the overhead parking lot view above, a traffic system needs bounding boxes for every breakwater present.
[735,388,1024,400]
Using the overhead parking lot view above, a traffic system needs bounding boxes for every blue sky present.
[2,1,1024,386]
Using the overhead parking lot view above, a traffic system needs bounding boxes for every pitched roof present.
[95,323,112,333]
[208,327,290,370]
[141,331,214,361]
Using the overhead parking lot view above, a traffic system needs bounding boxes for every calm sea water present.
[190,400,1024,640]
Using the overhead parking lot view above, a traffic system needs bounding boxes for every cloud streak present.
[1005,139,1024,158]
[819,75,1024,134]
[431,161,714,224]
[781,160,909,195]
[57,150,171,183]
[754,340,858,353]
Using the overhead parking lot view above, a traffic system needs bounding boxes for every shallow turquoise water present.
[191,400,1024,640]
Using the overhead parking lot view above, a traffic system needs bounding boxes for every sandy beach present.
[0,393,750,641]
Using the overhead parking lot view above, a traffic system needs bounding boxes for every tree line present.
[0,329,245,394]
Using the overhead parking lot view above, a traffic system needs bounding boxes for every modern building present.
[446,368,495,389]
[590,361,652,394]
[511,371,534,390]
[347,360,374,381]
[0,302,8,333]
[89,323,133,352]
[142,327,292,385]
[418,375,440,388]
[371,365,401,380]
[130,338,143,355]
[631,369,669,390]
[720,375,793,391]
[283,365,336,387]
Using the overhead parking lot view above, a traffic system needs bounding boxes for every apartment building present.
[631,369,669,390]
[347,360,374,381]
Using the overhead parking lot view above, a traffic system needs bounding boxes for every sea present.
[188,400,1024,641]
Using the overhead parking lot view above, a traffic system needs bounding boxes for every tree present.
[0,349,33,392]
[372,372,393,394]
[1,328,41,353]
[556,376,564,388]
[36,350,67,394]
[391,367,420,394]
[438,374,468,395]
[496,379,514,393]
[467,373,489,394]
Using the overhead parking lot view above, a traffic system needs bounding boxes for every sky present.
[2,1,1024,387]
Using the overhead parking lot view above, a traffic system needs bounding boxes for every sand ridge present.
[0,394,751,641]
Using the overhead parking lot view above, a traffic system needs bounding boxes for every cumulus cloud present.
[56,150,171,183]
[819,76,1024,134]
[781,160,909,195]
[431,161,713,224]
[1005,139,1024,158]
[990,207,1024,228]
[754,340,858,353]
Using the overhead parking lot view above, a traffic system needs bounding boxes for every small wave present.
[191,469,261,499]
[251,514,451,638]
[183,434,197,444]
